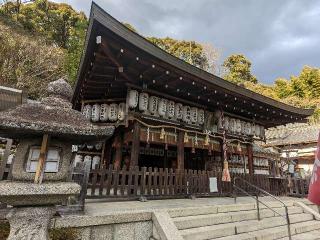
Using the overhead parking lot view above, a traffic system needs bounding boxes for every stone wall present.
[50,211,154,240]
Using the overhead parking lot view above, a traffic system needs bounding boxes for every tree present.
[298,66,320,98]
[0,0,87,84]
[274,78,292,99]
[147,37,215,72]
[0,16,65,99]
[223,54,257,84]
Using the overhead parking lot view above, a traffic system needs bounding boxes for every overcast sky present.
[54,0,320,84]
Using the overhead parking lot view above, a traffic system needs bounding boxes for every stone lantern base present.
[6,207,55,240]
[0,181,81,240]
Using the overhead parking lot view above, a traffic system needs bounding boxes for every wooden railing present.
[85,165,284,200]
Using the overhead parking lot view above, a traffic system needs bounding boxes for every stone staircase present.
[165,200,320,240]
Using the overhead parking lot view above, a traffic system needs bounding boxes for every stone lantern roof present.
[0,78,114,142]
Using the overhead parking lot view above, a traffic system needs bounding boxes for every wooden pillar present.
[177,131,185,170]
[114,133,123,169]
[34,134,50,184]
[103,139,112,167]
[0,139,13,180]
[130,122,140,167]
[247,144,254,175]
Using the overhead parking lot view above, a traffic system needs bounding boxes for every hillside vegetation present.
[0,0,319,121]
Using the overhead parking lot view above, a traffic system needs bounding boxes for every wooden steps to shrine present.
[161,200,320,240]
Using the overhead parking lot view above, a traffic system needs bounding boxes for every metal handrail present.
[233,177,292,240]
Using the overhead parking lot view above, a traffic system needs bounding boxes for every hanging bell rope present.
[160,127,165,140]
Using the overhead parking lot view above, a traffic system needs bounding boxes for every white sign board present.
[209,177,218,192]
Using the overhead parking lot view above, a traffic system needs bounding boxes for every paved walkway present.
[84,196,307,216]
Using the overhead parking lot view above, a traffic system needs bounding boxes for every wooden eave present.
[72,2,314,128]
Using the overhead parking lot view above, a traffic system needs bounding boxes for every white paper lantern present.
[108,103,118,122]
[128,90,139,109]
[229,118,236,133]
[100,104,109,122]
[148,96,158,115]
[158,98,167,117]
[236,119,242,133]
[198,109,205,125]
[175,103,183,119]
[245,122,252,135]
[190,107,198,124]
[183,106,192,123]
[82,104,92,120]
[92,156,101,170]
[74,154,83,167]
[224,116,230,131]
[139,92,149,112]
[118,103,126,121]
[166,100,175,119]
[84,155,92,167]
[91,104,100,122]
[241,121,246,135]
[251,124,256,136]
[217,116,223,130]
[254,125,260,137]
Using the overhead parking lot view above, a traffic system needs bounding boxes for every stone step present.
[169,202,296,218]
[174,207,303,230]
[180,213,313,240]
[213,220,320,240]
[277,229,320,240]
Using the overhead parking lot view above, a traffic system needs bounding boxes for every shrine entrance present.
[184,148,207,171]
[138,143,177,169]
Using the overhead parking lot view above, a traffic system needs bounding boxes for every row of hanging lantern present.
[216,112,265,140]
[74,154,101,170]
[128,90,205,125]
[82,102,126,122]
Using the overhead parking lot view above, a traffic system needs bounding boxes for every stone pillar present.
[6,207,55,240]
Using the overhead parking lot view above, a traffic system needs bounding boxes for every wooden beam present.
[99,38,134,83]
[130,122,140,167]
[34,134,50,184]
[177,131,185,170]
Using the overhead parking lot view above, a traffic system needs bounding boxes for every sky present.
[54,0,320,84]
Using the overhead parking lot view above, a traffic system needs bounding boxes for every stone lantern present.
[0,79,114,240]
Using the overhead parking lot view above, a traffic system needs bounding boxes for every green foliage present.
[49,227,78,240]
[274,78,292,99]
[223,54,257,84]
[0,221,10,240]
[0,15,65,99]
[147,37,212,71]
[0,221,78,240]
[244,65,320,122]
[123,22,137,32]
[0,0,87,86]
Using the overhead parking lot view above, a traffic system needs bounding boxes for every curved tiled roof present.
[266,123,320,146]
